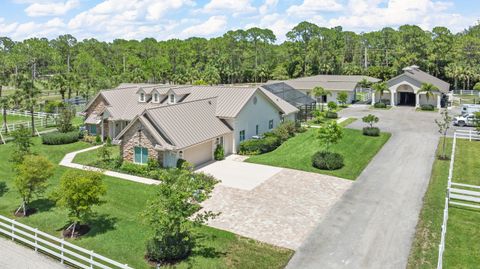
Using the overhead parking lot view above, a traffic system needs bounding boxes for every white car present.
[453,113,477,127]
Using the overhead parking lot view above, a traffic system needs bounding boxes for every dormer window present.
[153,93,159,103]
[139,92,145,102]
[169,94,176,104]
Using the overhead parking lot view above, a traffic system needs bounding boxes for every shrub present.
[239,136,280,155]
[273,120,296,142]
[214,144,225,160]
[57,107,75,133]
[105,136,112,146]
[147,158,161,170]
[97,144,111,163]
[146,235,193,262]
[327,101,337,111]
[326,111,338,119]
[311,151,344,170]
[420,104,435,111]
[374,102,387,108]
[41,131,79,145]
[363,127,380,136]
[176,158,187,169]
[120,162,149,175]
[83,135,97,144]
[95,135,102,144]
[113,155,123,169]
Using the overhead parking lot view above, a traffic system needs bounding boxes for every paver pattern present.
[287,105,441,269]
[201,168,352,249]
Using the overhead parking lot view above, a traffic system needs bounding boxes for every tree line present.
[1,21,480,103]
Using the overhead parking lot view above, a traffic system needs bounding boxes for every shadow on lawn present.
[191,233,226,260]
[84,213,117,237]
[0,181,8,197]
[30,198,55,213]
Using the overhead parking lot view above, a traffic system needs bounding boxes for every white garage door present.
[184,140,213,167]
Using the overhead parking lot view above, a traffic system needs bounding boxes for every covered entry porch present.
[372,83,442,108]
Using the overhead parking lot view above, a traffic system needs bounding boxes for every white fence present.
[6,109,59,118]
[0,214,132,269]
[437,131,480,269]
[452,90,480,96]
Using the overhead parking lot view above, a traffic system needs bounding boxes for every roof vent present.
[208,100,212,105]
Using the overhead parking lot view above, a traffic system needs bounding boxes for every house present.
[83,84,298,168]
[265,75,380,104]
[377,65,450,108]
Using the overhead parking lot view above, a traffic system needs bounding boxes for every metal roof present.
[388,66,450,93]
[143,98,232,149]
[266,75,380,91]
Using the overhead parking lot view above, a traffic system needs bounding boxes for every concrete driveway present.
[287,105,441,269]
[200,160,352,250]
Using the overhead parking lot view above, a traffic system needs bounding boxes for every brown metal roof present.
[388,66,450,93]
[266,75,380,91]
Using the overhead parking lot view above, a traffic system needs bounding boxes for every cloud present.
[259,0,278,15]
[202,0,256,15]
[287,0,343,16]
[181,15,227,37]
[25,0,79,17]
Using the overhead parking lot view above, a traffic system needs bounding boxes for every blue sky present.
[0,0,478,42]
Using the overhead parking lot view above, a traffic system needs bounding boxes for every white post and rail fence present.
[437,131,480,269]
[0,214,132,269]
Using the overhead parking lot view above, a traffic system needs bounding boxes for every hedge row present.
[41,131,80,145]
[239,136,281,155]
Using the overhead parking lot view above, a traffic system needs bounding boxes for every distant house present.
[265,75,380,104]
[83,84,298,168]
[381,65,450,108]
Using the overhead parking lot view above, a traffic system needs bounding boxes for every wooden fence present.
[0,214,132,269]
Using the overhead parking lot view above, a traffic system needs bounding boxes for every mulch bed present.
[13,208,37,217]
[62,224,90,238]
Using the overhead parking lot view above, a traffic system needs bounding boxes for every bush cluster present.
[239,136,280,155]
[41,131,80,145]
[214,144,225,160]
[420,104,435,111]
[326,111,338,119]
[374,102,387,108]
[120,162,149,175]
[311,151,344,170]
[363,127,380,136]
[146,234,193,263]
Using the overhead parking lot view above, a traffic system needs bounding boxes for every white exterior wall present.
[300,89,355,104]
[183,140,214,168]
[232,92,283,152]
[223,132,233,155]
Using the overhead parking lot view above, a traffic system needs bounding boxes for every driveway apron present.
[287,106,440,269]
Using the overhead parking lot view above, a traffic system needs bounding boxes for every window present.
[139,93,145,102]
[90,124,97,135]
[134,147,148,164]
[153,93,159,102]
[239,130,245,142]
[169,94,175,104]
[256,125,259,135]
[269,120,273,129]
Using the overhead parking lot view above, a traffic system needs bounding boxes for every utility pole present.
[364,47,368,69]
[123,55,126,73]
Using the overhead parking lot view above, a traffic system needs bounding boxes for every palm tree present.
[358,78,372,90]
[418,83,439,102]
[312,86,331,112]
[16,74,39,136]
[445,64,461,91]
[0,95,13,134]
[372,82,390,104]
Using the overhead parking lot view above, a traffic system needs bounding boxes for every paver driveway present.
[287,105,440,269]
[200,160,352,250]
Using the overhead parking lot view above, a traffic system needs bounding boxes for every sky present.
[0,0,478,42]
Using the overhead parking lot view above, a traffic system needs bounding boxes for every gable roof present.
[267,75,380,91]
[116,98,232,150]
[388,66,450,93]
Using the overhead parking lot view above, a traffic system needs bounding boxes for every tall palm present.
[372,82,390,104]
[445,64,461,91]
[418,83,439,102]
[312,86,331,112]
[0,95,13,133]
[358,78,372,89]
[17,74,39,136]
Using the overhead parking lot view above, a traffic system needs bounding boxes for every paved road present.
[0,237,67,269]
[287,105,441,269]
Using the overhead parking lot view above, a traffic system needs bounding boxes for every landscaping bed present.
[246,127,390,180]
[408,139,480,269]
[0,139,293,269]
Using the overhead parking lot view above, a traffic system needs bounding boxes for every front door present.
[399,92,416,106]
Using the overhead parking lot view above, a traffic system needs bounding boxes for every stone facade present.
[120,120,160,164]
[85,94,108,137]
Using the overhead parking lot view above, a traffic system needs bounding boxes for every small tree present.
[435,109,451,160]
[214,144,225,160]
[10,125,33,164]
[312,86,331,112]
[362,114,379,128]
[14,155,54,216]
[372,82,390,104]
[143,169,218,263]
[52,170,106,238]
[57,107,75,133]
[337,92,348,106]
[327,101,337,111]
[97,144,111,163]
[418,83,439,102]
[317,121,343,151]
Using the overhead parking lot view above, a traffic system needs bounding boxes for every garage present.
[183,140,213,167]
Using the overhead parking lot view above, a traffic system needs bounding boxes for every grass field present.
[246,126,390,180]
[0,114,33,124]
[408,138,480,269]
[0,139,293,268]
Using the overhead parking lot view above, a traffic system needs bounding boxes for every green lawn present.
[408,139,480,269]
[73,145,120,166]
[246,127,390,180]
[0,139,293,268]
[0,114,33,124]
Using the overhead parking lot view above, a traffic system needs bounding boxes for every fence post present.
[34,228,38,252]
[60,239,65,264]
[90,250,94,268]
[470,129,472,141]
[11,221,14,241]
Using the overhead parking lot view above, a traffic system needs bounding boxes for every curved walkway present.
[287,105,441,269]
[0,237,66,269]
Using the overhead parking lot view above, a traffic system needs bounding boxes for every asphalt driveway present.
[200,160,352,249]
[287,105,441,269]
